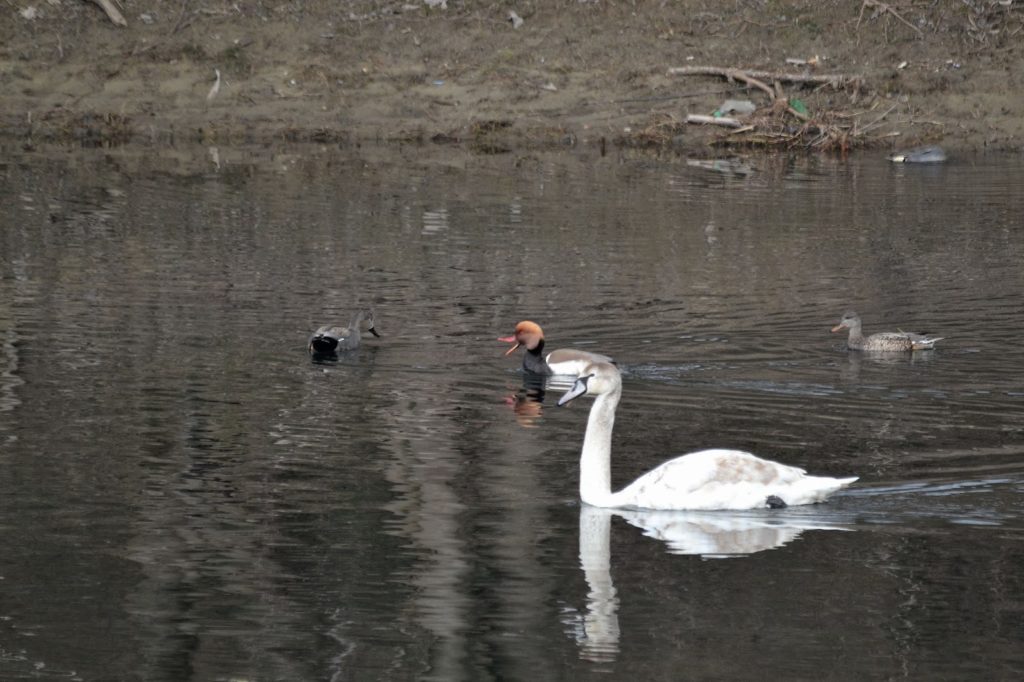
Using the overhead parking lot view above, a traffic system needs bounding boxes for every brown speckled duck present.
[831,311,943,352]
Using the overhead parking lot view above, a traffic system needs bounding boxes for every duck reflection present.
[839,347,938,383]
[568,505,850,662]
[504,386,545,428]
[503,375,577,428]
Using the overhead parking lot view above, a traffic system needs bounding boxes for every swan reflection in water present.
[565,505,851,663]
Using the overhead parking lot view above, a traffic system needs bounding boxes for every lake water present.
[1,145,1023,681]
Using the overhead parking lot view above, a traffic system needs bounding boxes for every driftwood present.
[668,66,860,93]
[88,0,127,27]
[686,114,742,128]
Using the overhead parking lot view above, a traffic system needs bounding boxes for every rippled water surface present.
[1,146,1023,680]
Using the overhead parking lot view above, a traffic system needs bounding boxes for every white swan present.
[557,362,857,510]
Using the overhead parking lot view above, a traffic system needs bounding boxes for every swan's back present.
[545,348,615,375]
[612,449,857,511]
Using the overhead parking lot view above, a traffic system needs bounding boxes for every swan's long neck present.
[579,384,620,507]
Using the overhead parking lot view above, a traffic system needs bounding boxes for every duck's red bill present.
[498,335,521,355]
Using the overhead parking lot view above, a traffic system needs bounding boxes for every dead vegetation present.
[662,66,875,151]
[23,110,133,147]
[619,0,1022,152]
[4,1,1023,152]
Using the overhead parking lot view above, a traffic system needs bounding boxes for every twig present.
[172,0,192,35]
[686,114,743,128]
[787,106,810,122]
[858,103,898,134]
[728,125,757,135]
[857,0,923,39]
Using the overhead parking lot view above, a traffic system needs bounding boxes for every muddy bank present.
[2,1,1022,154]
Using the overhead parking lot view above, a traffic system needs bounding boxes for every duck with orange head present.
[499,320,613,376]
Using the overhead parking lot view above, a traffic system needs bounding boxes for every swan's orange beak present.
[498,335,521,355]
[830,324,843,333]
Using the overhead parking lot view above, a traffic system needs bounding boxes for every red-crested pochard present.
[499,320,613,376]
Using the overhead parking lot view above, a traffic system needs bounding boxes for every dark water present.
[1,146,1022,681]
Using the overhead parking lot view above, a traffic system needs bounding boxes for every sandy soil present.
[2,1,1023,155]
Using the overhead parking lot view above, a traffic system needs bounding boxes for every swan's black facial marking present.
[558,373,595,407]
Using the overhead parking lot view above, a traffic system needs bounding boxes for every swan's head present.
[558,362,620,406]
[498,320,544,355]
[831,311,861,333]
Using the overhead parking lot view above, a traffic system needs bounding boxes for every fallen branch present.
[668,66,861,89]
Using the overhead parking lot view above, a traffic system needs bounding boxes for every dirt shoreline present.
[3,1,1022,155]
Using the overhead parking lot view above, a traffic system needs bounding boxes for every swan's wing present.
[646,449,807,489]
[614,449,814,511]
